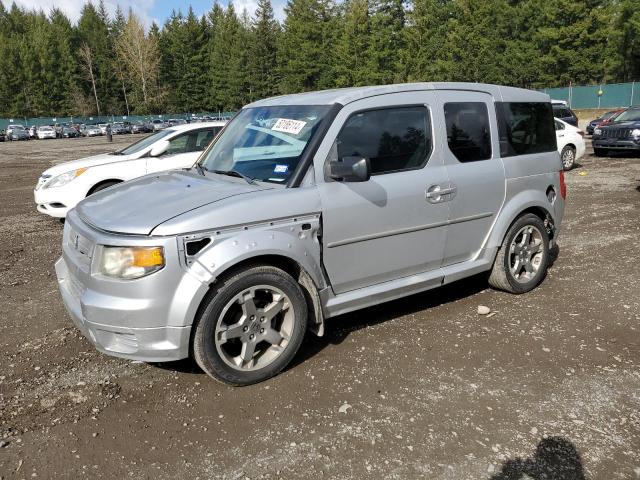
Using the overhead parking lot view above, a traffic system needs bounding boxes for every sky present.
[10,0,288,27]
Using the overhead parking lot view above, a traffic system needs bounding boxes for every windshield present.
[199,105,330,184]
[613,109,640,123]
[116,129,174,155]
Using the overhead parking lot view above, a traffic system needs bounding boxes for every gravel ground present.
[0,136,639,480]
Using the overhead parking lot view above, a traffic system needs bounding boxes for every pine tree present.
[278,0,336,93]
[367,0,406,84]
[334,0,371,87]
[248,0,280,101]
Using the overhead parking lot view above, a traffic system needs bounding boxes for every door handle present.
[426,185,457,203]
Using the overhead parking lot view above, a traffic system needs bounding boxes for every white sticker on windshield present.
[272,118,307,135]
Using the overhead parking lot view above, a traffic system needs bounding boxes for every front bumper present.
[34,187,78,218]
[54,212,208,362]
[592,138,640,151]
[56,257,192,361]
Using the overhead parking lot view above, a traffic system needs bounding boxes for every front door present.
[316,92,451,294]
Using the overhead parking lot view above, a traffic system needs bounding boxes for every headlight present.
[95,246,165,279]
[45,168,87,188]
[593,128,602,135]
[631,129,640,139]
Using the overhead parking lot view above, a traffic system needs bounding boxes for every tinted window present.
[553,105,573,118]
[444,102,492,162]
[336,106,431,175]
[496,102,557,157]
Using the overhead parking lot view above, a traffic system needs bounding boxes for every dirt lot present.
[0,136,639,480]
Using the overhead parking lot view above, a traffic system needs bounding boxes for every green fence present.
[542,81,640,109]
[0,112,235,130]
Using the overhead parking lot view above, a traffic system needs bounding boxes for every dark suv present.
[552,101,578,127]
[592,107,640,157]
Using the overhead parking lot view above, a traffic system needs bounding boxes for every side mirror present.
[149,139,170,157]
[329,156,371,182]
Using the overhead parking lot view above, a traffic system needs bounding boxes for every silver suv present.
[56,83,565,385]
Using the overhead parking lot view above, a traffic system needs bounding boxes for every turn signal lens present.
[96,246,165,279]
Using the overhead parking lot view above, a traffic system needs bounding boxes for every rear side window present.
[336,106,431,174]
[496,102,557,157]
[444,102,492,162]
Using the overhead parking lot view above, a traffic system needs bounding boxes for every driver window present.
[331,106,431,175]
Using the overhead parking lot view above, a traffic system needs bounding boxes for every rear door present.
[316,92,450,294]
[439,92,505,266]
[146,128,220,173]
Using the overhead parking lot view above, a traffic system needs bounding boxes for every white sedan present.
[34,121,225,218]
[37,126,57,139]
[555,118,585,170]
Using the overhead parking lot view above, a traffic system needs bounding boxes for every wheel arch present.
[87,178,123,196]
[486,194,556,253]
[191,252,326,346]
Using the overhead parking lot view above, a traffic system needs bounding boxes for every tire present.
[88,181,120,196]
[593,148,608,157]
[488,213,550,294]
[560,145,576,170]
[193,265,308,385]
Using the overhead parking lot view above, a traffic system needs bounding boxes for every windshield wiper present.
[212,169,256,185]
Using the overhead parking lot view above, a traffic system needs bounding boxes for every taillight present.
[559,170,567,199]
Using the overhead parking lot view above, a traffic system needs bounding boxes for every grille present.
[602,128,631,139]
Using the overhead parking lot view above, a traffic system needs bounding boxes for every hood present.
[42,152,138,177]
[75,170,271,235]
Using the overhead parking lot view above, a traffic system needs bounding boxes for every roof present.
[168,121,227,132]
[246,82,550,108]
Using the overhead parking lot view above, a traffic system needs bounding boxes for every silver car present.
[56,83,565,385]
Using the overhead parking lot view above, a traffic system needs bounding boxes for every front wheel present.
[488,214,550,294]
[193,265,308,385]
[560,145,576,170]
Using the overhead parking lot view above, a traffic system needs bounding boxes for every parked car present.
[555,118,585,170]
[111,122,130,135]
[551,100,578,127]
[98,123,109,135]
[54,83,565,385]
[151,119,168,131]
[37,126,57,139]
[62,126,80,138]
[29,125,37,138]
[80,124,102,137]
[130,121,152,134]
[592,106,640,157]
[6,124,24,138]
[585,109,624,135]
[0,128,5,141]
[597,108,626,128]
[34,121,225,218]
[8,125,29,140]
[167,118,187,127]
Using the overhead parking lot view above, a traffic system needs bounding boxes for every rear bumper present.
[55,256,192,362]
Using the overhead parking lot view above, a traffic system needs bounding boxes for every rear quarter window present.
[444,102,492,162]
[496,102,557,157]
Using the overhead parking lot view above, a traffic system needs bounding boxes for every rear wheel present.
[488,214,550,294]
[593,148,608,157]
[193,265,307,385]
[560,145,575,170]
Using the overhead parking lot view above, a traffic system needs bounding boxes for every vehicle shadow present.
[490,436,585,480]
